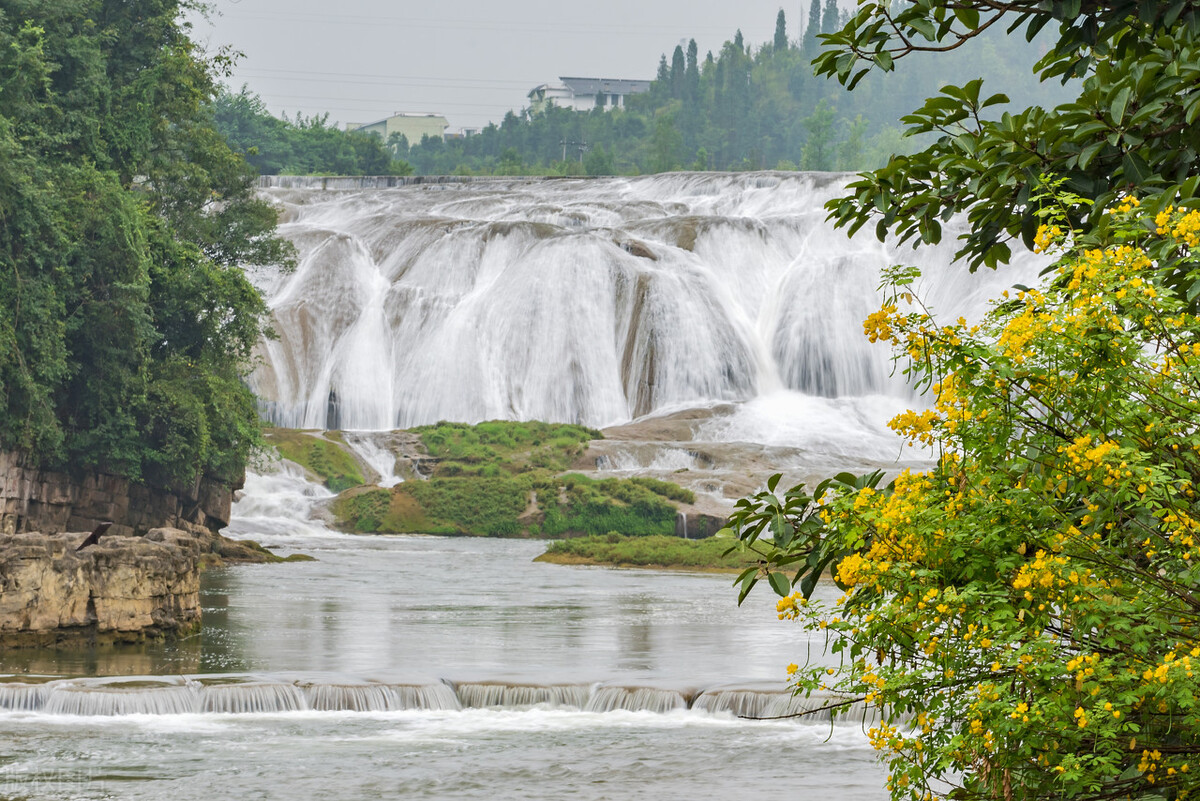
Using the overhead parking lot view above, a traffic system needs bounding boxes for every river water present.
[0,531,886,800]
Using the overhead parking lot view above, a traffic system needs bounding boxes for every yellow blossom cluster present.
[1033,223,1063,253]
[887,408,941,447]
[864,303,898,343]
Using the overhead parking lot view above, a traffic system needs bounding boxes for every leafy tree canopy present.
[819,1,1200,273]
[0,0,291,488]
[211,86,413,176]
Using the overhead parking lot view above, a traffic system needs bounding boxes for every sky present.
[188,0,806,131]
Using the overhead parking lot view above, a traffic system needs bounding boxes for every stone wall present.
[0,451,235,538]
[0,528,200,646]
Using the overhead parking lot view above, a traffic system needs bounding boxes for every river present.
[1,532,885,800]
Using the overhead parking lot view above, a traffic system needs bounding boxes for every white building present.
[527,77,651,114]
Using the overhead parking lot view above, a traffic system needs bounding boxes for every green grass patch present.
[398,476,532,536]
[534,473,679,536]
[413,420,601,473]
[535,534,756,571]
[266,429,364,491]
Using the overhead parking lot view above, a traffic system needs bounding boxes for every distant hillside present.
[212,9,1071,177]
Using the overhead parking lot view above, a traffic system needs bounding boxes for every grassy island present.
[535,534,755,572]
[268,421,701,538]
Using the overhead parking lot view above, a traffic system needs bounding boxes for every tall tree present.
[774,8,788,51]
[686,38,700,101]
[818,1,1200,277]
[670,44,686,98]
[805,0,822,53]
[820,0,839,35]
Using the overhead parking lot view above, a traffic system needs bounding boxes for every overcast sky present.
[189,0,808,131]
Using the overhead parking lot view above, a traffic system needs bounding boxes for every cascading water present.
[249,173,1042,432]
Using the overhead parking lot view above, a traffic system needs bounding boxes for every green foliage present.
[536,473,679,536]
[212,86,413,176]
[268,431,364,492]
[398,476,530,536]
[818,1,1200,274]
[333,488,392,532]
[0,0,287,487]
[538,534,759,570]
[729,201,1200,801]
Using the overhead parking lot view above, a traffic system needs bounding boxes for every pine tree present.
[821,0,839,35]
[671,45,686,98]
[774,9,788,51]
[805,0,822,53]
[686,39,700,101]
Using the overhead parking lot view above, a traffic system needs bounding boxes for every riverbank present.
[534,534,756,572]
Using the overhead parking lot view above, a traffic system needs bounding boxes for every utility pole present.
[560,140,589,163]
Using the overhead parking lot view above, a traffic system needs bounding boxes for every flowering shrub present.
[725,200,1200,801]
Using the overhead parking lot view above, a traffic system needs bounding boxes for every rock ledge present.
[0,528,202,647]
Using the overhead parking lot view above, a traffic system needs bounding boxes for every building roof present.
[559,77,652,96]
[355,112,448,130]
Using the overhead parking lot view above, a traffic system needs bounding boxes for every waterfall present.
[249,173,1043,431]
[199,683,308,714]
[341,431,404,487]
[225,455,336,542]
[583,686,691,713]
[1,675,884,723]
[456,682,593,709]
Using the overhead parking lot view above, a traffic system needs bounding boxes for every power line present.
[236,67,538,87]
[234,70,535,91]
[217,10,735,37]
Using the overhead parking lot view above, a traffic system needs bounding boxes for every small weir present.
[0,676,876,722]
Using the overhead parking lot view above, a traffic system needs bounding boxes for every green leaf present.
[767,571,791,597]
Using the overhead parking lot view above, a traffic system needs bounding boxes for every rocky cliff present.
[0,528,201,647]
[0,450,234,539]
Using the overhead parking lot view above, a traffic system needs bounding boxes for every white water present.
[250,173,1041,431]
[223,455,336,539]
[0,173,1035,800]
[341,431,404,487]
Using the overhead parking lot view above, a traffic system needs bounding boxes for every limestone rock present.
[0,528,200,647]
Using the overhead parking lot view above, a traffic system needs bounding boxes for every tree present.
[815,2,1200,277]
[721,3,1200,800]
[805,0,822,54]
[671,44,686,99]
[727,198,1200,801]
[801,99,836,170]
[774,8,788,52]
[0,0,290,487]
[820,0,839,35]
[686,38,700,101]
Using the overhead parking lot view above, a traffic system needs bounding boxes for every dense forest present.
[212,5,1070,177]
[0,0,286,487]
